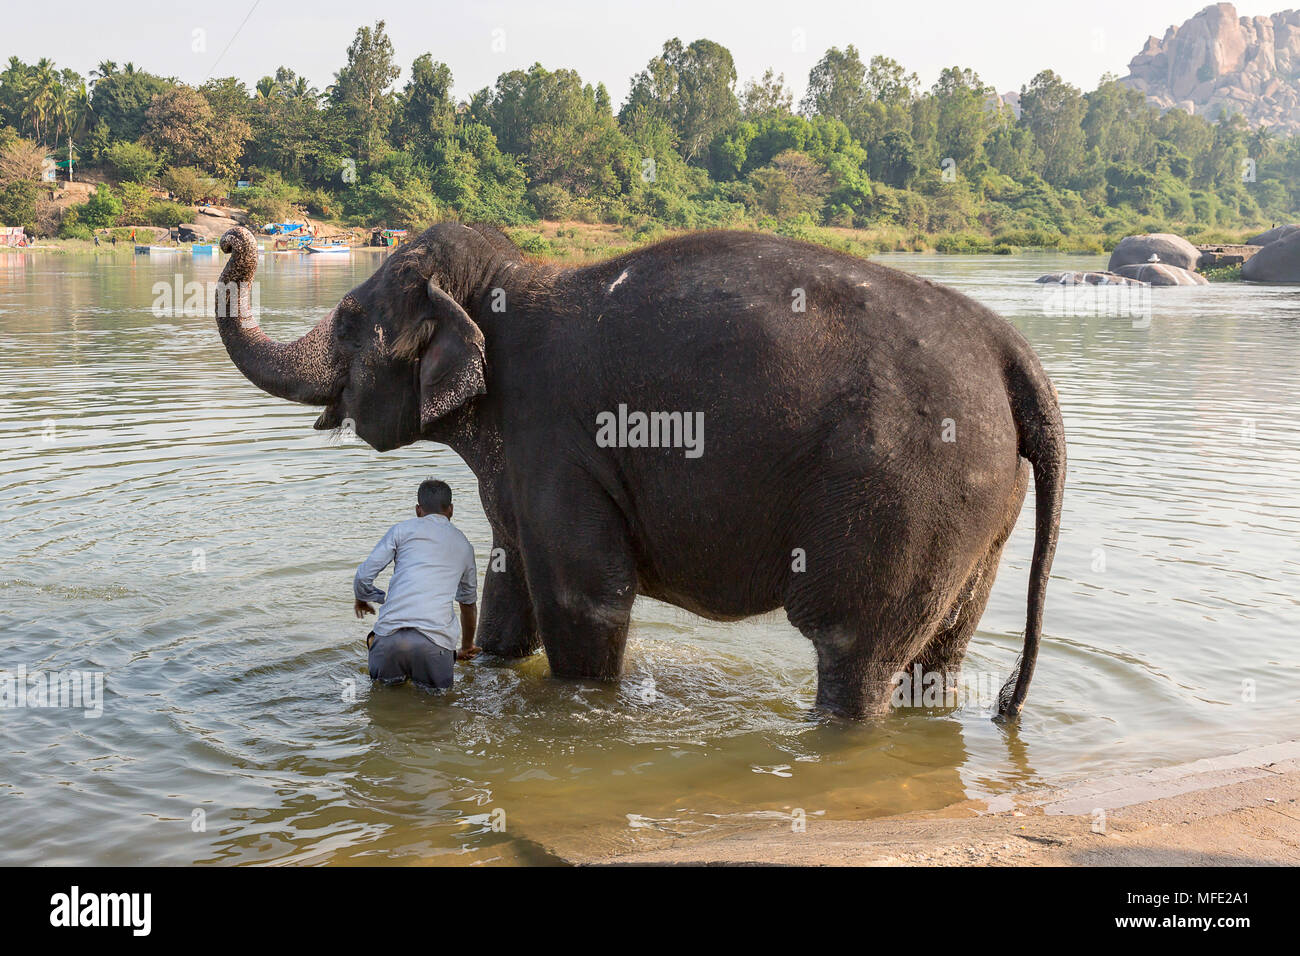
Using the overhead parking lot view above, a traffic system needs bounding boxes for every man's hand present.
[456,645,481,662]
[354,600,375,619]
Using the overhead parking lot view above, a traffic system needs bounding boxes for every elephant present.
[213,224,1065,720]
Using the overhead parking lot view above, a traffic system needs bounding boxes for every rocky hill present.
[1122,3,1300,133]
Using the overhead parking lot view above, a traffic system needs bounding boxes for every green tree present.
[102,141,160,182]
[1020,70,1087,187]
[89,65,171,143]
[740,69,792,119]
[621,38,739,163]
[801,46,867,128]
[328,20,400,166]
[475,64,633,200]
[928,66,996,170]
[394,54,456,159]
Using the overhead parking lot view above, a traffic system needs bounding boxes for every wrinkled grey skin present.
[214,224,1066,720]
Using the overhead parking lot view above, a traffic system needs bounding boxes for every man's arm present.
[454,541,479,660]
[353,528,396,617]
[457,602,478,660]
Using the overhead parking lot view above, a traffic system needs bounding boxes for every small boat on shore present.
[304,243,350,255]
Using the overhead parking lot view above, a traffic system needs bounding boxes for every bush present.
[59,220,93,240]
[1202,264,1242,282]
[993,228,1063,248]
[528,183,572,220]
[146,201,190,227]
[511,231,552,255]
[933,232,993,253]
[301,187,338,219]
[242,194,294,226]
[0,180,41,229]
[342,175,438,229]
[161,166,219,204]
[116,182,154,223]
[77,186,125,229]
[631,221,665,243]
[102,142,161,183]
[56,206,89,239]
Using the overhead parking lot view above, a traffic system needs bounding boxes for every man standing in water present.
[354,479,479,690]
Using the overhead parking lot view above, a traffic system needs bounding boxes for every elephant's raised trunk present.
[214,226,346,406]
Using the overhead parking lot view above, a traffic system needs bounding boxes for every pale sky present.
[0,1,1258,102]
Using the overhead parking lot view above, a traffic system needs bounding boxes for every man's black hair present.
[418,478,452,514]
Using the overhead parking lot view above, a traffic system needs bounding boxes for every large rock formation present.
[1248,223,1300,245]
[1107,233,1202,272]
[1034,271,1147,286]
[1123,4,1300,133]
[1242,230,1300,280]
[1113,262,1210,285]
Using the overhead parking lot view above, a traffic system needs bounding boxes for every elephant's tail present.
[995,340,1067,721]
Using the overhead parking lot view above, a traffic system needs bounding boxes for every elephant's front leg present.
[516,495,638,682]
[476,538,542,658]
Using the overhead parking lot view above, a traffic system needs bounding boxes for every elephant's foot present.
[539,599,631,681]
[478,628,542,659]
[476,604,541,658]
[807,630,905,720]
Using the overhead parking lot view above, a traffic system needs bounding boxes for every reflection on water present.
[0,249,1297,864]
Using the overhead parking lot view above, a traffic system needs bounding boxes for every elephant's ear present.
[394,282,486,429]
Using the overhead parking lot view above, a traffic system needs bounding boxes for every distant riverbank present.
[5,219,1263,266]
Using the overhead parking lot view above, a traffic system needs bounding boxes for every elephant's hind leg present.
[901,549,1001,709]
[907,461,1028,692]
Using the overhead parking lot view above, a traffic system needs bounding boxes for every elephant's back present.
[553,230,1015,426]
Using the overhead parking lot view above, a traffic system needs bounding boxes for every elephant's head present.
[214,225,495,452]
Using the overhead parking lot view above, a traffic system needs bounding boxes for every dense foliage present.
[1,24,1297,243]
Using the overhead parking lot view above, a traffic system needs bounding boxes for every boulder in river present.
[1113,263,1208,286]
[1246,224,1300,247]
[1107,233,1201,272]
[1241,231,1300,282]
[1035,271,1148,286]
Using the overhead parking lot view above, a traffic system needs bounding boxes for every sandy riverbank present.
[554,740,1300,866]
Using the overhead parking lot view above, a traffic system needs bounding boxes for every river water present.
[1,247,1297,864]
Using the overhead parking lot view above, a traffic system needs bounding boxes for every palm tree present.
[255,76,279,101]
[54,77,90,181]
[89,61,117,89]
[289,76,317,106]
[22,58,59,144]
[1248,125,1275,167]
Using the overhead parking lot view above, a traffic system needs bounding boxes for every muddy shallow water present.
[0,247,1297,864]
